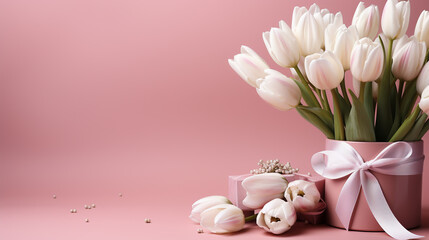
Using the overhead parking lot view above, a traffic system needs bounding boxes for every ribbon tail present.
[361,171,424,240]
[335,171,361,230]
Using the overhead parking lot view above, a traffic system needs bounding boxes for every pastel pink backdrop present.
[0,0,428,239]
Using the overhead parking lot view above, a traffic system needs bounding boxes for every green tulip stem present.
[331,89,345,140]
[398,80,404,99]
[359,81,365,102]
[322,90,332,114]
[294,66,321,108]
[245,214,257,222]
[375,38,394,141]
[340,78,351,107]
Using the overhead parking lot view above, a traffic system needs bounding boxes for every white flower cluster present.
[250,159,299,175]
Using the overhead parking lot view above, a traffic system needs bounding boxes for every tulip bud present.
[352,2,380,40]
[325,24,359,70]
[292,7,324,56]
[256,70,301,111]
[350,38,384,82]
[415,10,429,48]
[285,180,321,212]
[256,199,296,234]
[381,0,410,39]
[228,46,270,88]
[189,196,232,223]
[263,21,300,68]
[392,36,427,81]
[417,63,429,95]
[200,204,245,233]
[242,173,288,209]
[305,51,344,90]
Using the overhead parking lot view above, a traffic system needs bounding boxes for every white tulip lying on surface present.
[189,196,232,223]
[200,204,245,234]
[256,198,297,234]
[242,173,288,209]
[285,180,321,212]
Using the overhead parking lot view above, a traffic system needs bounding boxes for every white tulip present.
[415,10,429,48]
[320,9,343,31]
[352,2,380,40]
[292,5,324,56]
[200,204,245,233]
[189,196,232,223]
[381,0,410,39]
[353,77,378,98]
[392,35,426,81]
[325,24,359,70]
[305,51,344,90]
[256,199,297,234]
[263,21,300,68]
[417,63,429,95]
[419,86,429,114]
[242,173,288,209]
[256,70,301,111]
[285,180,321,212]
[228,46,270,88]
[350,38,384,82]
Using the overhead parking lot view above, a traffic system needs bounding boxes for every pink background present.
[0,0,428,239]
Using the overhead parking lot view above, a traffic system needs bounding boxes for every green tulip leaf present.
[404,113,427,141]
[296,107,334,139]
[296,105,334,131]
[293,80,320,108]
[345,90,376,141]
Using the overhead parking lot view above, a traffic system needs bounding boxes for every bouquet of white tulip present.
[229,0,429,142]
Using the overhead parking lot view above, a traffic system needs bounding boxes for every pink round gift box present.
[324,139,423,231]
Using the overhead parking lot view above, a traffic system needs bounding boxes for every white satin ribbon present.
[311,141,424,240]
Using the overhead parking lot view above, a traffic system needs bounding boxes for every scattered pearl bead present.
[88,206,92,209]
[91,204,96,208]
[84,205,88,209]
[119,193,123,197]
[53,195,56,199]
[85,219,89,223]
[70,209,74,213]
[197,228,204,234]
[145,218,151,223]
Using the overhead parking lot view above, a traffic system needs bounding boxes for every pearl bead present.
[85,219,89,223]
[145,218,151,223]
[91,204,96,208]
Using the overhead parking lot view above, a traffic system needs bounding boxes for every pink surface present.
[0,0,429,239]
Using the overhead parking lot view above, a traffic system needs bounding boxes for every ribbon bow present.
[311,141,424,240]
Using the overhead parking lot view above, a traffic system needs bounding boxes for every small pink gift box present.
[228,173,326,223]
